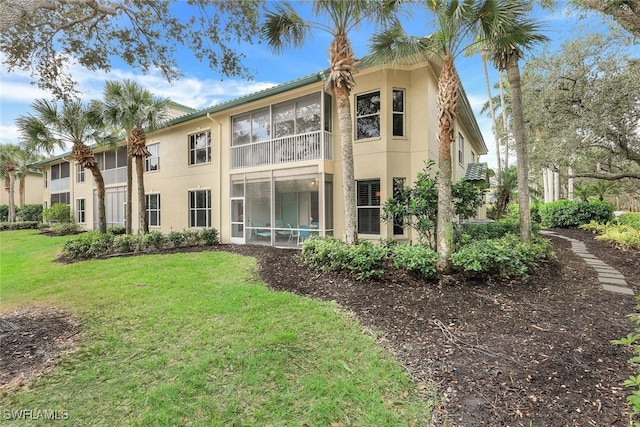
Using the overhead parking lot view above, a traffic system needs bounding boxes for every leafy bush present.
[617,213,640,230]
[539,200,614,228]
[107,226,126,235]
[50,222,82,236]
[596,225,640,250]
[391,244,438,277]
[300,237,387,280]
[507,202,542,224]
[16,204,43,222]
[0,221,40,231]
[612,296,640,425]
[43,203,72,223]
[168,230,186,247]
[113,234,141,253]
[454,219,540,246]
[347,241,388,280]
[0,205,8,222]
[143,231,167,251]
[451,234,554,278]
[182,230,202,246]
[63,232,98,259]
[200,228,220,246]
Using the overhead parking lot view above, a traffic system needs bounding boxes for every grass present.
[0,230,434,426]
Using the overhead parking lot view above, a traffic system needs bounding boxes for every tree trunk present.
[87,165,107,234]
[436,56,459,273]
[126,136,133,234]
[19,176,25,206]
[482,51,501,175]
[136,155,148,234]
[335,84,356,244]
[8,170,16,222]
[506,56,531,243]
[499,70,509,170]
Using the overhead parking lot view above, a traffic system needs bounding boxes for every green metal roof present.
[464,162,489,182]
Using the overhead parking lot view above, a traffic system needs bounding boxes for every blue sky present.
[0,2,620,169]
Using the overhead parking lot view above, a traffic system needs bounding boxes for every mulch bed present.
[2,228,639,426]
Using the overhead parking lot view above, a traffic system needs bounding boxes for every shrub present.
[43,203,72,223]
[200,228,219,246]
[113,234,140,253]
[0,221,40,231]
[391,244,438,277]
[539,200,614,228]
[16,204,43,222]
[143,231,167,251]
[107,226,126,235]
[300,237,387,280]
[347,241,388,280]
[612,296,640,425]
[0,205,8,222]
[63,232,99,259]
[617,213,640,230]
[508,202,542,224]
[455,219,540,246]
[88,233,115,257]
[168,230,186,247]
[50,222,81,236]
[451,234,554,278]
[596,225,640,250]
[182,230,202,246]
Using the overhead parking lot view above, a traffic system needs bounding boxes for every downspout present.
[207,113,223,236]
[62,156,75,223]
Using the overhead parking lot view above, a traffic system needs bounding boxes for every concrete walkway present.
[541,230,635,296]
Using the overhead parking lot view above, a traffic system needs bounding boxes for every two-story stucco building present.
[32,59,487,246]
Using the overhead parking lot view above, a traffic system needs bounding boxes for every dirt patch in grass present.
[3,228,640,425]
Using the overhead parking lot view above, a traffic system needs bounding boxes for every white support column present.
[568,167,574,200]
[554,170,560,201]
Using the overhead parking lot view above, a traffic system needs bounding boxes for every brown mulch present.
[2,228,639,426]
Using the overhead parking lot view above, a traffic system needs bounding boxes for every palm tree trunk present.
[482,51,501,175]
[436,56,459,273]
[499,70,509,170]
[136,155,148,234]
[19,176,25,207]
[87,165,107,234]
[8,170,15,222]
[126,136,133,234]
[506,55,531,243]
[335,85,356,244]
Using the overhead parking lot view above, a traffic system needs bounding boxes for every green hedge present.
[0,221,40,231]
[539,200,614,228]
[455,218,540,245]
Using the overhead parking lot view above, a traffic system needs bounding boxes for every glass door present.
[230,197,245,244]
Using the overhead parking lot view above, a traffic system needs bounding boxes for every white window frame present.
[355,90,381,140]
[146,193,161,227]
[189,189,212,228]
[145,143,160,172]
[189,131,212,165]
[76,164,85,183]
[458,132,465,165]
[392,89,405,137]
[76,198,86,223]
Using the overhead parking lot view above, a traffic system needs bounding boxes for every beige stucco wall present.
[1,172,43,208]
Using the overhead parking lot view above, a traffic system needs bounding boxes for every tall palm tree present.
[17,99,116,233]
[478,0,547,242]
[101,80,170,234]
[368,0,481,272]
[0,143,19,222]
[262,0,399,244]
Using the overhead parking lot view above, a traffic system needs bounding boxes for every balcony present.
[231,131,332,169]
[50,177,70,192]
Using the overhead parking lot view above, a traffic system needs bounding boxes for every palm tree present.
[262,0,399,244]
[17,99,116,233]
[478,0,547,242]
[101,80,170,234]
[0,143,19,222]
[368,0,481,272]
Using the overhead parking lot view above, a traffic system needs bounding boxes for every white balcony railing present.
[101,167,127,185]
[231,131,332,169]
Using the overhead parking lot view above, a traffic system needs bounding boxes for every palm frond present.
[364,23,432,67]
[262,2,310,54]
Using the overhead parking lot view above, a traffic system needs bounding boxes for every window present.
[50,162,70,180]
[356,91,381,140]
[43,171,47,188]
[76,199,86,223]
[458,133,465,165]
[146,143,160,172]
[146,194,160,227]
[189,131,211,165]
[392,178,405,235]
[189,190,211,227]
[357,180,381,234]
[51,192,70,205]
[76,164,85,182]
[95,146,127,170]
[392,89,405,137]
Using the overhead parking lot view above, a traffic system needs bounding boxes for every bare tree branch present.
[570,171,640,180]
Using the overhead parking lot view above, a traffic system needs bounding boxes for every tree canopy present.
[523,33,640,181]
[0,0,264,98]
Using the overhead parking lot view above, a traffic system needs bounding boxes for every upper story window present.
[76,164,85,182]
[392,89,405,137]
[50,162,70,192]
[356,91,381,140]
[94,146,127,185]
[189,131,211,165]
[146,143,160,172]
[458,133,465,165]
[43,170,48,188]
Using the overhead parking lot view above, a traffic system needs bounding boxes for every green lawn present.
[0,230,434,426]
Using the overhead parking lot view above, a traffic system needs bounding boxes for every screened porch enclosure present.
[231,169,333,247]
